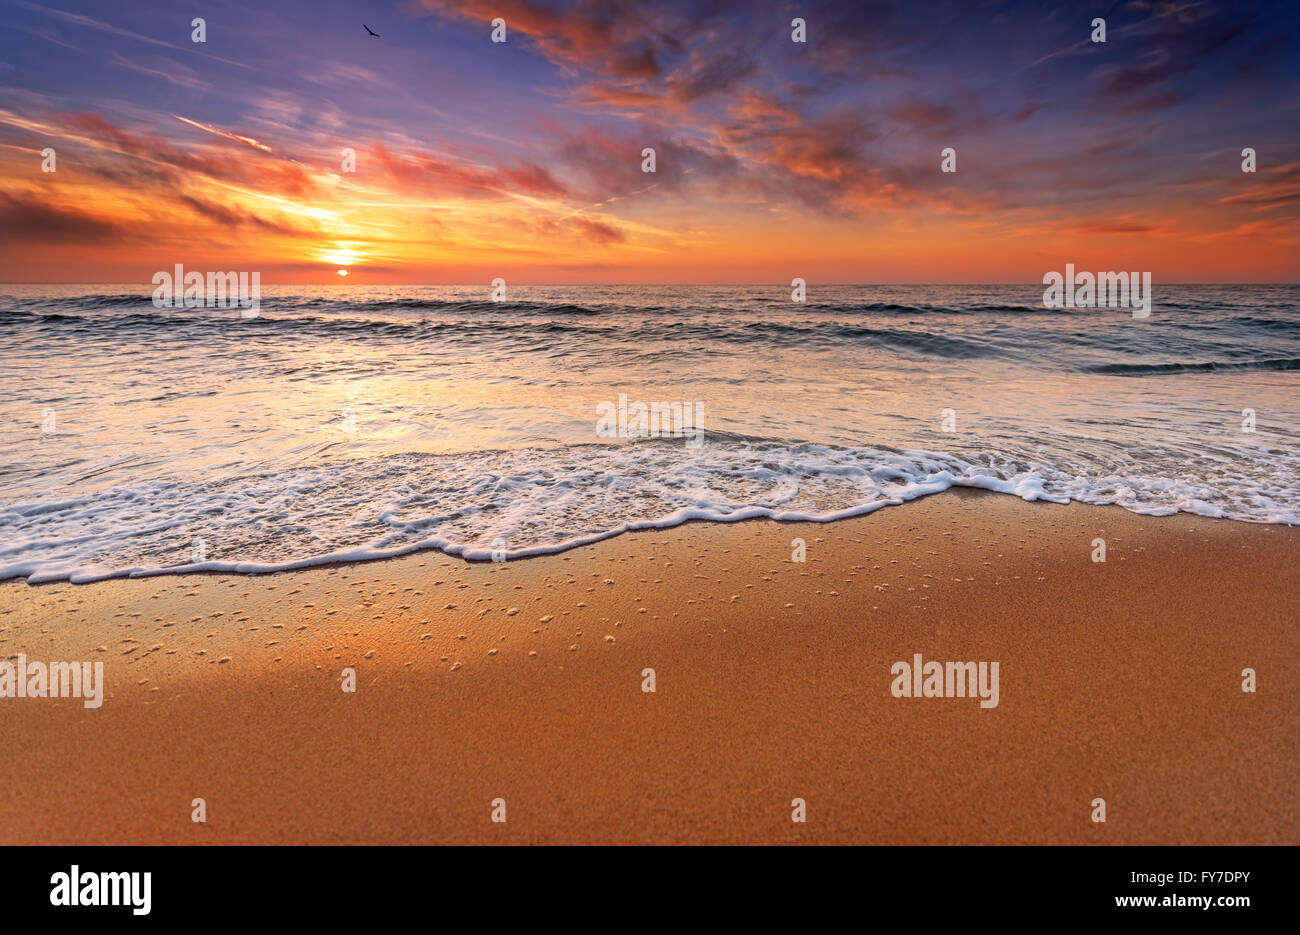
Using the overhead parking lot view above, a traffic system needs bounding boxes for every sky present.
[0,0,1297,283]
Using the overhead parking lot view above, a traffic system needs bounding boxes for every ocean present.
[2,283,1297,583]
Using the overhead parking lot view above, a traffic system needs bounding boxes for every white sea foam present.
[2,439,1296,583]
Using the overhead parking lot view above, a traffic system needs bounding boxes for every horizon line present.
[4,281,1300,287]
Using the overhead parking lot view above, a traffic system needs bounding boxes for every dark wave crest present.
[1087,358,1300,375]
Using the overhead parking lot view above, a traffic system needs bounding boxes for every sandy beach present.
[1,490,1295,845]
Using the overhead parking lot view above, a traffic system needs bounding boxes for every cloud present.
[172,115,272,152]
[11,0,253,69]
[1092,10,1253,113]
[1215,161,1300,210]
[1,0,1293,281]
[370,140,568,199]
[665,50,757,104]
[111,54,212,92]
[64,112,313,197]
[559,126,738,203]
[420,0,667,78]
[1071,220,1159,235]
[0,192,130,243]
[177,195,317,236]
[885,96,958,130]
[535,214,626,244]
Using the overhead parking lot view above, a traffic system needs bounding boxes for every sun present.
[337,269,349,277]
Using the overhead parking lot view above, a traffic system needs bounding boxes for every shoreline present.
[6,483,1297,588]
[2,491,1296,844]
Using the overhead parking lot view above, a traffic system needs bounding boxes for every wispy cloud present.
[11,0,254,69]
[113,54,212,92]
[172,114,272,152]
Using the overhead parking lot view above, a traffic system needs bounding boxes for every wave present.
[0,293,1173,318]
[3,438,1296,584]
[791,301,1068,315]
[11,293,152,308]
[6,299,1299,383]
[1086,358,1300,375]
[2,294,613,316]
[288,297,609,315]
[0,306,1011,359]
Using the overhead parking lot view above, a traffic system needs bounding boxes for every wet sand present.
[1,490,1296,844]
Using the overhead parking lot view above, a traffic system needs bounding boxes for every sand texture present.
[1,491,1296,844]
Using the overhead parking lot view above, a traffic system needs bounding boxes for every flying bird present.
[363,24,380,38]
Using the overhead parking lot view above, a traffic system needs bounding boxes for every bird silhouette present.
[363,24,380,38]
